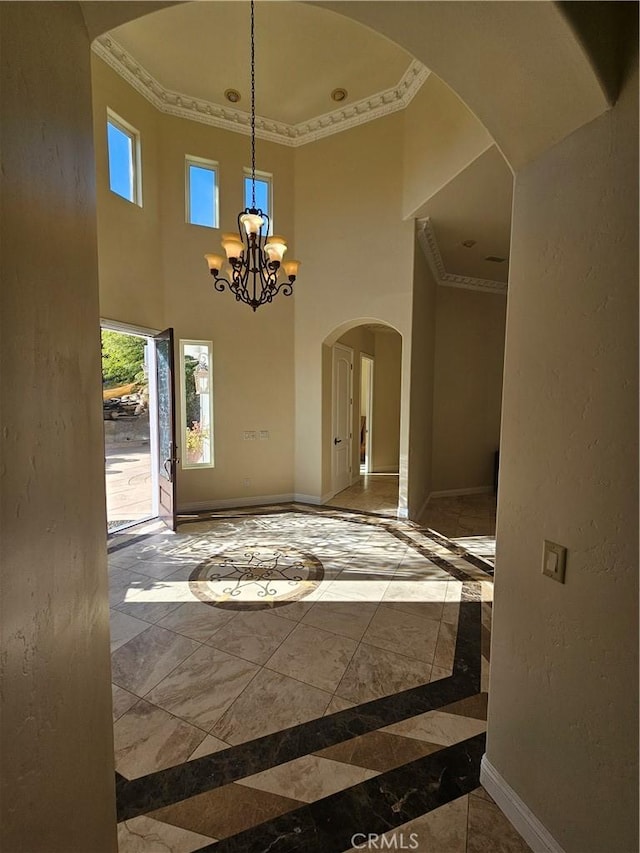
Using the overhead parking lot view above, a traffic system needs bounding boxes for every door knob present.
[334,437,342,445]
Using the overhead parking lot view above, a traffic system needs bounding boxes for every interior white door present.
[332,343,353,495]
[361,355,374,473]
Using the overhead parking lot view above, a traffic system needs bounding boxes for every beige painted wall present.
[158,112,295,507]
[431,287,506,493]
[92,58,296,508]
[0,5,116,851]
[407,234,438,517]
[293,113,414,504]
[92,55,164,331]
[371,331,402,474]
[488,61,638,853]
[403,74,493,219]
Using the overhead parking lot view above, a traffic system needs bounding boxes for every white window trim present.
[106,107,142,206]
[243,167,273,234]
[179,339,215,470]
[185,155,219,229]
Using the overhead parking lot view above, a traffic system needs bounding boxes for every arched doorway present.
[323,322,403,517]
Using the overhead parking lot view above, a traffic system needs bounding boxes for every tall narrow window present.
[243,169,272,233]
[186,157,219,228]
[180,340,214,469]
[107,110,141,205]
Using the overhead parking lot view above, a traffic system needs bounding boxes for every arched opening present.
[322,321,403,517]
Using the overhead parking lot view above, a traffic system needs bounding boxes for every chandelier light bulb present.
[240,212,264,236]
[221,233,244,260]
[204,253,224,273]
[264,235,287,264]
[283,259,301,281]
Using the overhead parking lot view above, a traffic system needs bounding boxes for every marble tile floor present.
[327,473,400,517]
[109,504,526,852]
[328,476,497,568]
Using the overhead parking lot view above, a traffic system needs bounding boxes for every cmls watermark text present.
[351,833,420,850]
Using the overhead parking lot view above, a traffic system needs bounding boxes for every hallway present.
[109,504,527,852]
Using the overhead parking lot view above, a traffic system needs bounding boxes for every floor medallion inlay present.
[189,543,324,610]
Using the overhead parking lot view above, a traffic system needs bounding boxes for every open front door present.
[154,328,178,531]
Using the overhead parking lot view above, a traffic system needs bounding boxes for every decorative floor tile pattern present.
[109,504,528,853]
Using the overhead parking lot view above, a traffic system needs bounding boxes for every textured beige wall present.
[158,113,295,507]
[403,74,493,219]
[431,288,506,493]
[92,58,296,508]
[92,56,164,330]
[487,62,638,853]
[0,5,116,851]
[407,235,438,516]
[293,113,414,502]
[371,331,402,474]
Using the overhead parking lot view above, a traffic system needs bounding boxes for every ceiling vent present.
[485,255,507,263]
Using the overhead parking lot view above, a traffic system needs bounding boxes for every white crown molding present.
[417,218,508,294]
[92,36,429,147]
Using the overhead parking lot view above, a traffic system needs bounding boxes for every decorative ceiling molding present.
[417,218,508,294]
[92,36,430,147]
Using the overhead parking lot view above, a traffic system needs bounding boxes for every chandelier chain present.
[250,0,256,209]
[204,0,299,310]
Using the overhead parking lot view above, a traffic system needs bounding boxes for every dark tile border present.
[116,589,480,821]
[192,733,486,853]
[420,525,494,576]
[113,504,484,824]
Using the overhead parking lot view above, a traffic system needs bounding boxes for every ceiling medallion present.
[205,0,300,311]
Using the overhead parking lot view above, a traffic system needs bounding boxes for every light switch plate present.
[542,540,567,583]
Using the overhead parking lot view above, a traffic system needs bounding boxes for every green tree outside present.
[101,330,146,388]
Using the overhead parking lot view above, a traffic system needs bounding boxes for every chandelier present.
[205,0,300,311]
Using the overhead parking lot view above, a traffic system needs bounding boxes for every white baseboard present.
[293,493,326,505]
[428,486,493,499]
[480,756,566,853]
[179,494,294,513]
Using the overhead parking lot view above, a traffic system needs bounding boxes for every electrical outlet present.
[259,430,269,440]
[243,431,256,441]
[542,540,567,584]
[242,478,251,488]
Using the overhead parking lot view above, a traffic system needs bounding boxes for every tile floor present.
[326,475,497,567]
[108,504,528,852]
[327,473,400,516]
[105,440,153,531]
